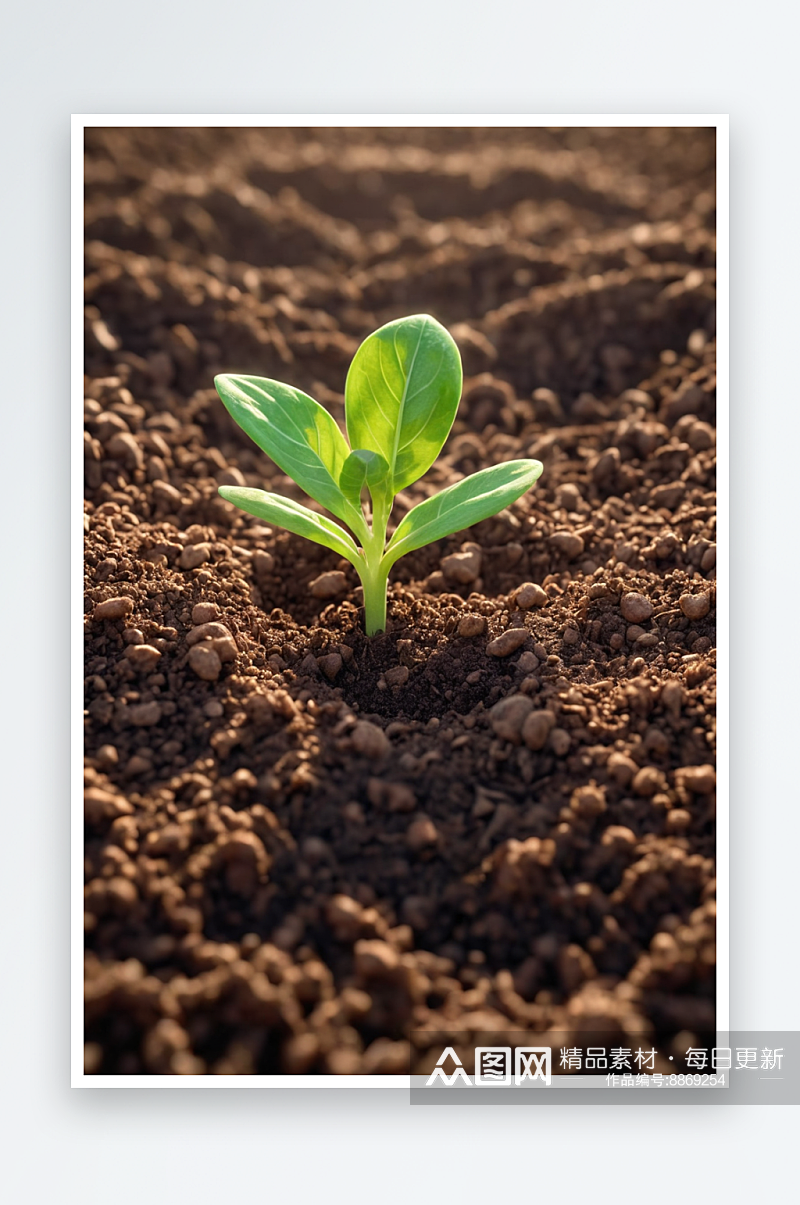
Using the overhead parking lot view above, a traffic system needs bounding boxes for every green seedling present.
[214,314,543,635]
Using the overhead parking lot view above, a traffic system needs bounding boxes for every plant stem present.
[360,497,391,636]
[361,559,390,636]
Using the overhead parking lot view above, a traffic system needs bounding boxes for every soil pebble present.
[310,571,349,599]
[188,645,222,681]
[123,644,161,671]
[549,728,571,757]
[677,765,716,794]
[253,551,275,575]
[93,596,133,621]
[127,702,161,726]
[549,532,585,560]
[522,710,556,750]
[570,783,607,818]
[318,653,343,681]
[486,628,529,657]
[513,582,548,609]
[406,815,439,851]
[489,695,534,743]
[351,721,390,759]
[457,614,486,637]
[620,592,654,623]
[441,543,482,584]
[178,543,211,570]
[191,602,219,624]
[680,592,711,619]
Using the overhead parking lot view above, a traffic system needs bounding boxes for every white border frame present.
[72,113,728,1087]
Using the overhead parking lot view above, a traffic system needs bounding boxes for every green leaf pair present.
[215,314,543,635]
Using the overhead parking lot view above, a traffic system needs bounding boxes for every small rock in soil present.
[128,702,161,726]
[385,665,409,687]
[514,582,547,609]
[84,786,132,824]
[317,653,343,681]
[677,765,716,794]
[209,636,237,664]
[549,532,585,560]
[661,680,683,716]
[556,483,582,511]
[367,778,416,812]
[95,558,117,582]
[93,596,133,621]
[186,621,233,647]
[253,551,275,575]
[701,545,717,571]
[521,710,556,750]
[457,614,486,637]
[406,815,439,851]
[652,482,685,509]
[632,766,667,797]
[570,783,607,818]
[95,744,118,768]
[487,628,529,657]
[680,592,711,619]
[188,645,222,681]
[620,592,654,623]
[607,752,638,785]
[490,695,534,743]
[549,727,571,757]
[218,467,246,487]
[105,432,143,469]
[191,602,218,624]
[178,543,211,570]
[310,571,349,599]
[355,939,398,976]
[591,446,621,484]
[441,542,481,584]
[351,721,390,759]
[123,644,162,672]
[153,481,182,508]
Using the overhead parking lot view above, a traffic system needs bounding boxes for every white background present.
[2,1,798,1200]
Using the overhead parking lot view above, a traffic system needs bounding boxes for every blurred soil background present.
[83,126,717,1075]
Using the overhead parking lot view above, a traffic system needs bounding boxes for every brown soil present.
[83,126,717,1076]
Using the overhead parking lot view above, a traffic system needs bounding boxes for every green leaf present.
[383,459,543,569]
[218,487,363,568]
[344,314,462,493]
[339,449,391,513]
[214,374,368,542]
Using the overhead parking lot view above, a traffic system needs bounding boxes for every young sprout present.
[215,314,543,635]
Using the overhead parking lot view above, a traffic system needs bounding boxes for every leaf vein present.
[390,321,425,476]
[364,371,393,429]
[376,342,401,405]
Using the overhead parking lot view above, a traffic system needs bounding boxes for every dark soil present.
[83,126,717,1076]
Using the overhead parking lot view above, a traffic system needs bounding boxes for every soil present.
[83,126,717,1076]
